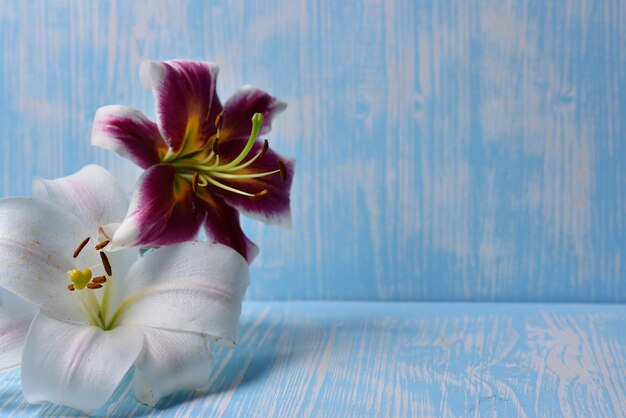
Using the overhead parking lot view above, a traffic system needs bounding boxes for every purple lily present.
[92,60,294,262]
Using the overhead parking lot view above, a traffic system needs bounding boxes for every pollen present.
[215,111,224,130]
[87,283,103,289]
[92,275,107,284]
[95,239,110,250]
[260,139,269,157]
[73,237,90,258]
[251,189,269,200]
[192,172,200,192]
[100,252,113,276]
[278,160,287,181]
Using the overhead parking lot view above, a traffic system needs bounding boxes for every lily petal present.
[32,165,129,234]
[196,189,259,263]
[220,85,287,142]
[21,312,143,414]
[140,60,222,155]
[0,290,36,373]
[92,105,168,169]
[132,327,213,406]
[0,197,89,322]
[210,141,294,228]
[110,164,206,249]
[119,242,249,346]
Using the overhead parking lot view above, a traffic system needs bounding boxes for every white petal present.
[0,289,36,372]
[32,165,129,234]
[132,327,213,406]
[21,312,143,414]
[119,242,249,347]
[0,197,89,322]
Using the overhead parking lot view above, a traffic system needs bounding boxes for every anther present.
[192,172,200,192]
[100,252,112,276]
[73,237,90,258]
[95,239,110,250]
[251,189,269,200]
[260,139,269,157]
[67,284,75,291]
[215,111,224,130]
[212,137,220,155]
[92,275,107,284]
[87,283,103,289]
[278,160,287,181]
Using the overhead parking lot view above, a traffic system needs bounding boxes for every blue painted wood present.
[1,301,626,417]
[0,0,625,302]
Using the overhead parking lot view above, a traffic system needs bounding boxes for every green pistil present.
[220,112,264,170]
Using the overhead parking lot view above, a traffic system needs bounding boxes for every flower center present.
[166,112,287,199]
[66,237,114,329]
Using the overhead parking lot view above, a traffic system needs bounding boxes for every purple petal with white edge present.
[140,60,223,154]
[208,140,294,228]
[32,165,129,234]
[132,327,213,406]
[196,189,259,263]
[220,85,287,142]
[110,164,206,249]
[21,312,143,414]
[0,197,90,323]
[119,242,249,346]
[92,105,168,169]
[0,289,36,373]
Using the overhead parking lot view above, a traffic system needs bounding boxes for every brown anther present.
[67,284,75,291]
[92,275,107,284]
[100,252,112,276]
[215,111,224,130]
[212,137,220,155]
[95,239,110,250]
[251,189,269,200]
[87,283,103,289]
[260,139,269,157]
[73,237,90,258]
[278,160,287,181]
[192,172,200,192]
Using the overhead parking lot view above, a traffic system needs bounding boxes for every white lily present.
[0,165,249,413]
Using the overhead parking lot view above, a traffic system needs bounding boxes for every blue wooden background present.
[0,0,624,302]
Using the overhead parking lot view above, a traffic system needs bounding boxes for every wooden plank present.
[0,302,625,416]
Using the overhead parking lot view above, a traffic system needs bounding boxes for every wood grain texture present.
[0,301,625,417]
[0,0,624,301]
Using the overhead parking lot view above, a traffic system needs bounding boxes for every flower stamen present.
[251,189,269,200]
[95,239,110,250]
[215,111,224,130]
[204,176,257,198]
[73,237,90,258]
[92,275,107,284]
[100,252,112,276]
[192,172,200,192]
[278,160,287,181]
[87,283,103,289]
[67,284,75,291]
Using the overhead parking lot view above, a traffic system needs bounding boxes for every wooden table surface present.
[1,301,625,417]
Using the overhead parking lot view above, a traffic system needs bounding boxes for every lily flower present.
[0,165,249,413]
[92,60,294,262]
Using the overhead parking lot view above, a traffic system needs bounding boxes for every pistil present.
[66,237,115,329]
